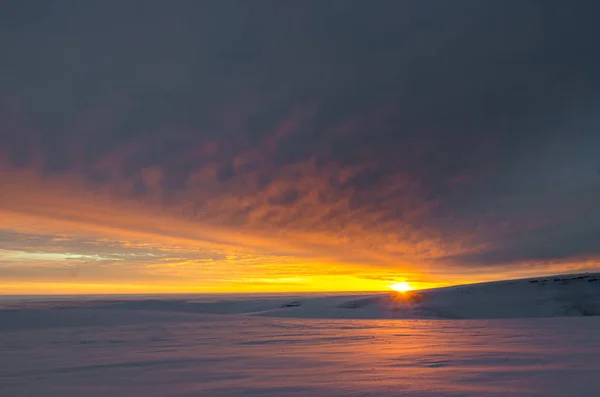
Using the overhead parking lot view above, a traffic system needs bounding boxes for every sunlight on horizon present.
[390,282,414,293]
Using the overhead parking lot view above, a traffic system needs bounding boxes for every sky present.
[1,1,599,294]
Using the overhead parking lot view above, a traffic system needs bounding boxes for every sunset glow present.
[390,282,414,293]
[1,2,599,295]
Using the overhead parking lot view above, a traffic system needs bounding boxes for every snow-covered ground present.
[1,273,600,396]
[4,272,596,320]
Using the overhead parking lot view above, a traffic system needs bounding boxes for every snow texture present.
[1,273,600,396]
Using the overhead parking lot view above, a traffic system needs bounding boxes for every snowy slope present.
[394,273,600,319]
[102,272,600,319]
[3,272,599,321]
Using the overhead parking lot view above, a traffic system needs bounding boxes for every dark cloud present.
[453,226,600,267]
[268,189,301,206]
[1,0,600,279]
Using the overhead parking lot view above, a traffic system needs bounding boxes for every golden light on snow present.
[390,282,413,293]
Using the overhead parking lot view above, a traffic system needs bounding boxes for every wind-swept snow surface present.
[1,310,600,396]
[1,273,600,396]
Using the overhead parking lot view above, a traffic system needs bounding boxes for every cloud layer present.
[1,1,599,292]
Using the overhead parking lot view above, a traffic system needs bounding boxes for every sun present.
[390,282,413,293]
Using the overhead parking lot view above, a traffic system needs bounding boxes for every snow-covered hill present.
[250,272,600,319]
[4,272,599,321]
[381,272,600,319]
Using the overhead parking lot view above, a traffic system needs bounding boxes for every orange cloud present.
[1,104,597,294]
[0,157,460,293]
